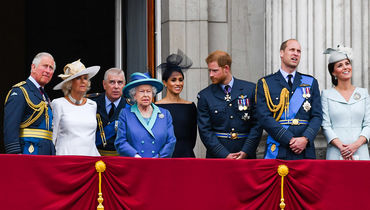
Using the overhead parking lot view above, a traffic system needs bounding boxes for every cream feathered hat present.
[53,59,100,90]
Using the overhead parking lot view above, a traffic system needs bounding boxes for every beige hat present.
[53,59,100,90]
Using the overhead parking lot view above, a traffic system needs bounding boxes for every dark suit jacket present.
[4,78,54,154]
[256,71,322,159]
[93,93,127,151]
[197,77,262,158]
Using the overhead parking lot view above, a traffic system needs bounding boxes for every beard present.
[211,75,227,85]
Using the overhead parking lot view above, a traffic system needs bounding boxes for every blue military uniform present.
[3,78,55,155]
[256,70,322,159]
[197,77,262,158]
[93,93,127,156]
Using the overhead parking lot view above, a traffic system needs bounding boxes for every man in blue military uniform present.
[197,50,262,159]
[4,52,56,155]
[256,39,322,160]
[93,68,127,156]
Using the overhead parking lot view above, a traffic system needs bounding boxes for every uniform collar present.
[28,76,42,89]
[279,69,296,83]
[105,95,121,110]
[220,76,235,90]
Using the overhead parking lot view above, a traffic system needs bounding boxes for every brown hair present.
[280,39,298,51]
[205,50,232,68]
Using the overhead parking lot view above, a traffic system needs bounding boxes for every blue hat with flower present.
[122,72,163,98]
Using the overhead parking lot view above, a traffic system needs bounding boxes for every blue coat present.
[197,78,262,158]
[115,103,176,158]
[322,88,370,160]
[93,93,127,152]
[256,71,322,159]
[3,78,55,155]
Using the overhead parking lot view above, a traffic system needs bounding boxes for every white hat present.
[53,59,100,90]
[323,45,352,64]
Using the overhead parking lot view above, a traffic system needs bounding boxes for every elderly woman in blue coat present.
[115,72,176,158]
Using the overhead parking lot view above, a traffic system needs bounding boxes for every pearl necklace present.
[68,94,83,105]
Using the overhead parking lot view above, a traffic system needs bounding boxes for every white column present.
[265,0,369,90]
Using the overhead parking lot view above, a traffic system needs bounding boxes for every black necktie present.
[39,87,49,102]
[108,103,115,118]
[224,85,231,94]
[287,74,293,88]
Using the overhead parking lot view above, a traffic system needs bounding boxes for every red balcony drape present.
[1,155,369,210]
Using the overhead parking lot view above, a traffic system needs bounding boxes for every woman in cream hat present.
[51,59,101,156]
[322,46,370,160]
[115,72,176,158]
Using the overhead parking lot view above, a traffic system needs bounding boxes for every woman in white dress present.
[322,46,370,160]
[52,60,100,156]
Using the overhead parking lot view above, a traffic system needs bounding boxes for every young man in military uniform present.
[256,39,322,160]
[197,50,262,159]
[4,52,56,155]
[93,68,127,156]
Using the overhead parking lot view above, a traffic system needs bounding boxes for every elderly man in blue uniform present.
[256,39,322,160]
[4,52,56,155]
[93,68,127,156]
[197,50,262,159]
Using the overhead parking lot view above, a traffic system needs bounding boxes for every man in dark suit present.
[93,68,127,156]
[4,52,56,154]
[256,39,322,160]
[197,50,262,159]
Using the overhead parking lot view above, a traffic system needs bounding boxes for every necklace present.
[68,94,83,105]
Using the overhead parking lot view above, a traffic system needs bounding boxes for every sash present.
[96,120,118,146]
[265,75,313,159]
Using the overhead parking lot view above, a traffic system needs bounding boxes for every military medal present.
[238,95,243,110]
[303,100,311,112]
[301,87,311,99]
[245,98,250,110]
[225,94,231,102]
[354,92,361,100]
[238,95,249,111]
[242,113,250,121]
[115,121,119,132]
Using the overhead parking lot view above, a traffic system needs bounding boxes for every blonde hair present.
[61,79,91,96]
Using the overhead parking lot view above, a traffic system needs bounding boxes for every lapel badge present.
[303,100,311,112]
[353,92,361,100]
[158,113,164,119]
[225,94,231,102]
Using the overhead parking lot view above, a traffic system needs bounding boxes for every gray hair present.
[104,68,125,83]
[61,79,91,96]
[31,52,56,72]
[128,85,157,104]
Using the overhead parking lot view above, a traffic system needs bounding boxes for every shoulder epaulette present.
[298,72,314,78]
[86,92,101,99]
[13,81,26,88]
